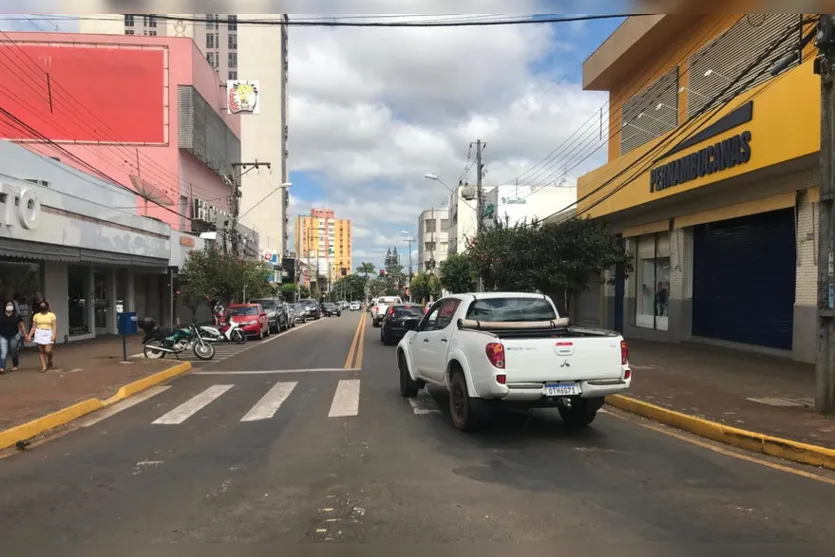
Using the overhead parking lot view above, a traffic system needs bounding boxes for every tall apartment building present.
[78,12,290,256]
[417,208,449,274]
[295,209,353,284]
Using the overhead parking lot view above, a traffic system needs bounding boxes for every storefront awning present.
[0,238,168,268]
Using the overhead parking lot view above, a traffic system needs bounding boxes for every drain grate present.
[747,397,814,407]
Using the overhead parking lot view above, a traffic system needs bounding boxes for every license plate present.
[543,382,580,397]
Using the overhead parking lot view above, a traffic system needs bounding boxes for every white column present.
[126,268,136,313]
[108,268,118,334]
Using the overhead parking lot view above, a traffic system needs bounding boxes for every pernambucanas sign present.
[227,80,260,115]
[650,130,752,193]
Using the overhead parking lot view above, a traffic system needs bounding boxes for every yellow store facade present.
[575,14,819,363]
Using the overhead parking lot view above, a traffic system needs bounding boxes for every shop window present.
[635,232,670,331]
[68,265,91,336]
[0,259,42,329]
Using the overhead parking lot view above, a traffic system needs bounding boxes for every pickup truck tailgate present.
[503,336,623,382]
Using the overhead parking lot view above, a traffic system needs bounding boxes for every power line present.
[536,18,811,226]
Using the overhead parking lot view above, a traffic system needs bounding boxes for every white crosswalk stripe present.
[408,390,441,415]
[152,385,234,425]
[328,379,361,418]
[240,381,297,422]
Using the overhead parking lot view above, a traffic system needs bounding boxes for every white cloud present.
[288,11,610,268]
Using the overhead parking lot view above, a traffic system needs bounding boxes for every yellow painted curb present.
[0,361,193,451]
[101,361,192,406]
[607,394,835,471]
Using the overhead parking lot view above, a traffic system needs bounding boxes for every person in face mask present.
[0,300,26,373]
[27,300,57,372]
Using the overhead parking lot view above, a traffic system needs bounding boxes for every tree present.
[178,247,223,312]
[410,271,442,303]
[329,274,366,302]
[439,253,477,294]
[466,217,632,312]
[299,285,311,299]
[178,247,275,310]
[356,262,375,281]
[384,246,405,292]
[280,283,298,302]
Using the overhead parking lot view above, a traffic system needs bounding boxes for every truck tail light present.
[620,340,629,365]
[386,307,394,317]
[496,374,506,385]
[486,343,505,369]
[624,368,632,381]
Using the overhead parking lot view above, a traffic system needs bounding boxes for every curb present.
[607,394,835,471]
[0,361,192,451]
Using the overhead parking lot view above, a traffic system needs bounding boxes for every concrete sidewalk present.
[625,338,834,449]
[0,334,174,431]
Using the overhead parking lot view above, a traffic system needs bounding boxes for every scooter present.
[200,319,247,345]
[140,318,215,360]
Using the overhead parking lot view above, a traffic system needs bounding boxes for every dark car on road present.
[323,302,342,317]
[380,303,426,345]
[250,298,289,333]
[298,299,322,320]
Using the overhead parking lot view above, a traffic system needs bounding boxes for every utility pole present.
[403,237,414,301]
[229,161,272,257]
[474,138,485,292]
[816,15,835,413]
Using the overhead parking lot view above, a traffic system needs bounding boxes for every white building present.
[78,12,290,256]
[0,140,205,340]
[483,184,577,230]
[447,184,484,255]
[417,208,449,273]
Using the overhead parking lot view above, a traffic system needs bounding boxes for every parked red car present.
[226,303,269,340]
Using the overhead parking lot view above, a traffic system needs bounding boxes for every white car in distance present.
[396,292,631,431]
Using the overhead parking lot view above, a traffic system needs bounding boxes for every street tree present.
[410,271,442,303]
[439,253,477,294]
[299,285,311,299]
[178,247,275,310]
[356,262,375,281]
[280,282,298,302]
[329,274,366,302]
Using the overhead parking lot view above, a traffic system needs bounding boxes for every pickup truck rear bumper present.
[486,378,630,402]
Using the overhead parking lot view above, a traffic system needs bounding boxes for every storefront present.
[575,52,821,363]
[0,144,171,341]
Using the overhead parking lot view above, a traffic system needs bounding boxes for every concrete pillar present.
[87,266,96,338]
[108,268,118,334]
[126,268,136,313]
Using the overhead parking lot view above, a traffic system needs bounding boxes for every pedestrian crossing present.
[98,378,445,428]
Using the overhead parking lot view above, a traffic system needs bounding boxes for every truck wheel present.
[449,371,487,431]
[398,352,419,398]
[559,397,603,428]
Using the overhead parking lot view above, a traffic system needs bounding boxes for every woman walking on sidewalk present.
[0,301,26,373]
[27,301,57,373]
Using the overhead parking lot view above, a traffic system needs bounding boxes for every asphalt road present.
[1,310,833,554]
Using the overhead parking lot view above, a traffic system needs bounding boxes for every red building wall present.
[0,43,165,144]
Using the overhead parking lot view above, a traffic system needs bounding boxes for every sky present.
[285,10,622,269]
[0,10,624,271]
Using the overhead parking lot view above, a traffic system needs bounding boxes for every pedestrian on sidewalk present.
[0,301,26,373]
[27,300,57,373]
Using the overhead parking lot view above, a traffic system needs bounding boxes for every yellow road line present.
[344,312,365,369]
[603,408,835,486]
[354,312,367,370]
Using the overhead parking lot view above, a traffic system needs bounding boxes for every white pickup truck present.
[372,296,403,327]
[396,292,631,431]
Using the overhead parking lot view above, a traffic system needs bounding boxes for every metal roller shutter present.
[692,208,795,350]
[574,273,602,328]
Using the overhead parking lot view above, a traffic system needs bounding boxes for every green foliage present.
[280,283,298,301]
[439,253,477,294]
[178,247,275,309]
[367,277,388,298]
[383,247,405,291]
[356,261,375,279]
[466,217,632,304]
[299,285,311,299]
[410,271,442,303]
[329,274,366,302]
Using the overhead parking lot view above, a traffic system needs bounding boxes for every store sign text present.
[650,131,752,193]
[0,182,41,230]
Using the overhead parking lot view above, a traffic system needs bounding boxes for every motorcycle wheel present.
[193,341,215,360]
[144,340,166,359]
[232,329,246,345]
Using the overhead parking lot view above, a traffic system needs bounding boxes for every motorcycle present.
[200,319,247,345]
[139,318,215,360]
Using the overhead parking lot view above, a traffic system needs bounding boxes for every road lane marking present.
[195,368,360,375]
[408,390,441,415]
[604,407,835,486]
[328,379,360,418]
[344,313,365,369]
[354,312,367,369]
[78,386,171,427]
[152,385,234,425]
[240,381,298,422]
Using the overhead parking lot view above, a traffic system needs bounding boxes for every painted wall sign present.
[0,182,41,230]
[650,131,752,193]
